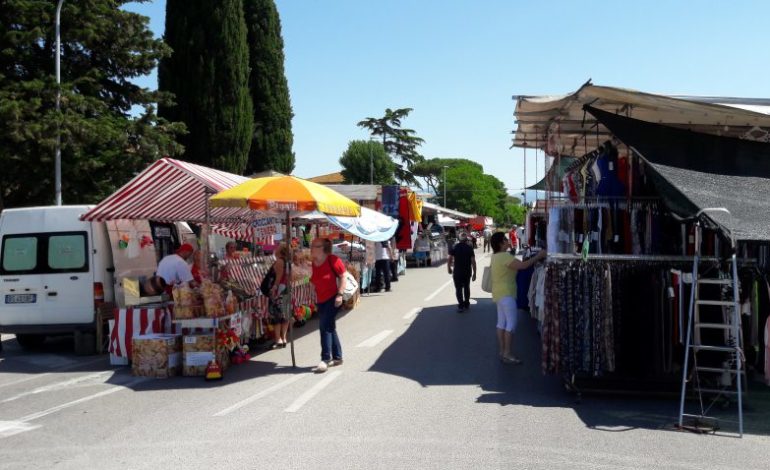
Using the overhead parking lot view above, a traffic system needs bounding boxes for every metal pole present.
[55,0,65,206]
[369,141,373,185]
[443,165,448,208]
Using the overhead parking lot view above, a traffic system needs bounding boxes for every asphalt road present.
[1,248,769,469]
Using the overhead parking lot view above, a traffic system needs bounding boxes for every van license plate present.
[5,294,36,304]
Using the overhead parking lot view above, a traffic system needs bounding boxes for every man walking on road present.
[448,231,476,312]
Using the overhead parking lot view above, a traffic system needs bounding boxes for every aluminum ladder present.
[677,208,744,437]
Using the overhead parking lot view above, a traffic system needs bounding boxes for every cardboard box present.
[131,334,181,378]
[183,334,215,376]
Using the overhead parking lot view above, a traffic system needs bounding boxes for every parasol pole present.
[286,210,296,367]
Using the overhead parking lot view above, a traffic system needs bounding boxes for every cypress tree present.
[243,0,295,174]
[159,0,253,174]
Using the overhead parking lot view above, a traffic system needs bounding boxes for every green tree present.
[0,0,185,209]
[502,196,526,225]
[357,108,425,186]
[339,141,395,184]
[243,0,295,174]
[159,0,253,174]
[412,157,482,194]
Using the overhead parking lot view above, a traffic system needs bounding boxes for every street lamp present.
[442,165,448,208]
[54,0,65,206]
[369,139,374,185]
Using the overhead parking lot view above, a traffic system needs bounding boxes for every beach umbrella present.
[210,176,361,367]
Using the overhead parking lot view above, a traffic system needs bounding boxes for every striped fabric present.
[109,306,172,359]
[220,255,316,317]
[81,158,252,223]
[210,225,275,245]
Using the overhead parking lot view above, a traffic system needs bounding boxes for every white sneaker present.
[314,361,328,373]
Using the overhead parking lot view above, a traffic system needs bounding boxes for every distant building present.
[307,172,344,184]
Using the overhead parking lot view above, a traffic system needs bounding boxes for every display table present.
[172,312,241,329]
[109,304,173,363]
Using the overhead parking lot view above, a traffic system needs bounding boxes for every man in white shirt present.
[156,243,196,293]
[374,239,393,292]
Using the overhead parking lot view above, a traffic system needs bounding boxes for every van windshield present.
[1,231,88,274]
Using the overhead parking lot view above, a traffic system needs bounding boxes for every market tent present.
[437,214,459,227]
[326,207,398,242]
[586,106,770,241]
[81,158,251,223]
[513,80,770,157]
[421,201,473,220]
[526,155,576,192]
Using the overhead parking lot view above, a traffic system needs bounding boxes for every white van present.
[0,206,195,354]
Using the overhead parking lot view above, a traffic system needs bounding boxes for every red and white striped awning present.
[81,158,252,223]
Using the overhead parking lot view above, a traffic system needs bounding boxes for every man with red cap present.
[156,243,197,293]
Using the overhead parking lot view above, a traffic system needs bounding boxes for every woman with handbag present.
[268,244,290,349]
[310,237,347,373]
[489,232,546,364]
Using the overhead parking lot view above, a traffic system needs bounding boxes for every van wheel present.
[74,330,96,356]
[16,334,46,350]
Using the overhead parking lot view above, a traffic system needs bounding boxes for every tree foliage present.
[243,0,294,174]
[412,157,482,195]
[357,108,425,186]
[339,140,395,185]
[420,158,524,224]
[0,0,185,209]
[159,0,253,174]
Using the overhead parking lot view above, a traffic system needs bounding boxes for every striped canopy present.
[210,175,361,217]
[80,158,251,223]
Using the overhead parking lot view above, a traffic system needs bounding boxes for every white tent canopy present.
[437,214,459,227]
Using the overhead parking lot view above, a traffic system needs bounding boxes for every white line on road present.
[18,377,146,423]
[214,374,307,416]
[0,356,108,390]
[1,371,112,404]
[403,307,422,320]
[356,330,393,348]
[424,279,453,302]
[284,371,342,413]
[0,421,41,439]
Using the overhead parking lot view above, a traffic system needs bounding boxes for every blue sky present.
[124,0,770,197]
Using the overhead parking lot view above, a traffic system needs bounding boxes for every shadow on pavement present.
[368,296,770,437]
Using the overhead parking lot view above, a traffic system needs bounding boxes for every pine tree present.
[0,0,185,208]
[243,0,295,175]
[159,0,253,174]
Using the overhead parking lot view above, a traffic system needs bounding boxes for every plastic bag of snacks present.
[172,285,202,319]
[225,290,238,315]
[201,279,225,317]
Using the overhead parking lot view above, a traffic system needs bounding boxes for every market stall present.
[512,82,770,409]
[81,158,330,377]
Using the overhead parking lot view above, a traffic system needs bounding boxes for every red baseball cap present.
[176,243,195,254]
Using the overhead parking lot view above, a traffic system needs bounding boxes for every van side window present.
[48,234,86,270]
[2,237,37,271]
[0,231,88,274]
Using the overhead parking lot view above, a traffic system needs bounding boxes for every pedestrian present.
[447,231,476,312]
[489,232,546,364]
[374,238,393,292]
[310,237,347,373]
[389,236,400,282]
[482,226,493,253]
[268,243,289,349]
[508,225,519,253]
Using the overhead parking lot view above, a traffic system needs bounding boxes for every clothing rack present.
[546,253,720,263]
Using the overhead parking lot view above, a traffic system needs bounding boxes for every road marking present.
[0,377,145,439]
[18,377,145,423]
[356,330,393,348]
[1,371,112,404]
[0,356,107,390]
[424,279,453,301]
[284,371,341,413]
[214,374,307,416]
[403,307,422,320]
[0,421,41,439]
